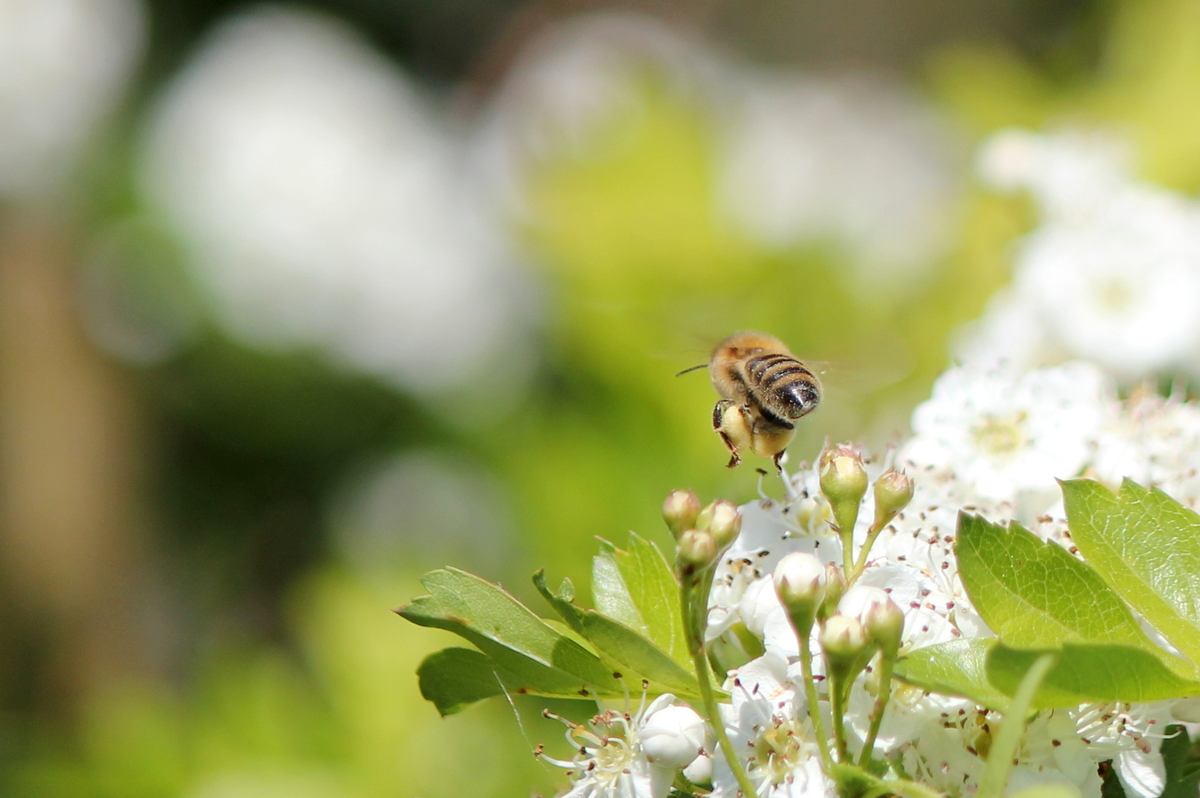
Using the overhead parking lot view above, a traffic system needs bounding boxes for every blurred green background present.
[1,0,1197,794]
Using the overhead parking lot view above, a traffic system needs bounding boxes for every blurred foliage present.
[11,570,561,797]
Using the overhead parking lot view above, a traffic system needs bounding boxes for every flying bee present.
[681,331,821,470]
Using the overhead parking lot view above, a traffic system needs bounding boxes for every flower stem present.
[681,573,760,798]
[827,669,850,762]
[851,521,884,581]
[858,654,894,768]
[798,635,833,771]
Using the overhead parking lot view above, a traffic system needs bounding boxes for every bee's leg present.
[712,400,743,468]
[712,399,731,431]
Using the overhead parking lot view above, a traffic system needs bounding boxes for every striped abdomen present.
[743,352,821,421]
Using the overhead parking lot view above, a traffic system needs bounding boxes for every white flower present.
[900,362,1113,502]
[640,702,706,770]
[141,6,534,400]
[471,11,720,216]
[1072,702,1175,798]
[966,128,1200,381]
[714,654,833,798]
[716,71,960,285]
[539,693,691,798]
[1007,709,1099,797]
[1091,387,1200,508]
[1013,190,1200,379]
[0,0,143,196]
[977,128,1131,220]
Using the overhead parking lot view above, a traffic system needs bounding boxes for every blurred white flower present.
[471,11,721,216]
[142,6,535,400]
[978,128,1131,221]
[1013,189,1200,378]
[1091,387,1200,507]
[900,361,1112,502]
[963,129,1200,381]
[716,73,962,286]
[0,0,143,196]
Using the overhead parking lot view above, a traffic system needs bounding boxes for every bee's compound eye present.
[779,382,820,418]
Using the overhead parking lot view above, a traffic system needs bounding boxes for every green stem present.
[839,519,856,576]
[975,652,1057,798]
[867,778,946,798]
[681,573,760,798]
[827,669,849,762]
[798,635,833,771]
[857,654,894,768]
[850,522,884,581]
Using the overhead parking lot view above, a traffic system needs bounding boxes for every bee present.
[683,331,821,470]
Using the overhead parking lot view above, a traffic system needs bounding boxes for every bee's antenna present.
[675,363,708,377]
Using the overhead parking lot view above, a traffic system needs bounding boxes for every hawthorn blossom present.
[899,361,1112,503]
[962,128,1200,381]
[539,694,703,798]
[713,653,832,798]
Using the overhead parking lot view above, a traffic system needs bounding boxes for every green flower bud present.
[867,598,905,659]
[663,490,702,539]
[817,563,847,622]
[706,500,742,550]
[820,614,871,679]
[872,468,914,532]
[839,585,904,659]
[773,552,827,640]
[818,444,868,538]
[676,528,718,571]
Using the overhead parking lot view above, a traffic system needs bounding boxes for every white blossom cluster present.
[550,359,1200,798]
[959,129,1200,381]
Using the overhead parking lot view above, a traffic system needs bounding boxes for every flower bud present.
[683,752,713,787]
[839,585,904,658]
[663,490,702,539]
[676,528,718,571]
[819,445,869,509]
[868,598,905,659]
[820,614,871,674]
[773,552,826,640]
[872,469,914,531]
[705,500,742,550]
[817,562,847,622]
[641,701,706,769]
[738,577,780,637]
[819,444,868,537]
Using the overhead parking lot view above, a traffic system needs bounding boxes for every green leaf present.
[957,513,1161,653]
[987,642,1200,708]
[1161,725,1200,798]
[899,639,1200,710]
[397,568,625,700]
[594,534,688,667]
[1062,479,1200,670]
[592,547,642,629]
[416,648,503,716]
[535,571,700,698]
[894,639,1011,711]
